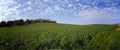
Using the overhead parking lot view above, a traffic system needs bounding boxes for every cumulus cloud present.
[27,1,32,5]
[27,7,32,10]
[54,5,61,10]
[43,0,49,2]
[0,0,21,21]
[40,7,54,15]
[75,6,120,24]
[68,4,73,7]
[0,0,120,24]
[76,7,117,20]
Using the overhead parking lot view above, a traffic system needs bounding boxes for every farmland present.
[0,23,120,50]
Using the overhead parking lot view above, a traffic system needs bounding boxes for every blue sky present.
[0,0,120,24]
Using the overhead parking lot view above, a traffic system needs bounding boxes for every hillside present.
[0,23,120,50]
[115,25,120,30]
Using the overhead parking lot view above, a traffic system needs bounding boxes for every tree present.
[0,18,56,27]
[0,21,7,27]
[25,19,32,24]
[6,21,14,26]
[15,19,25,25]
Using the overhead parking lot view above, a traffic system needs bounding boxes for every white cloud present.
[27,7,32,10]
[27,1,32,5]
[76,7,118,21]
[23,8,27,12]
[0,0,21,21]
[68,4,72,7]
[23,7,32,12]
[54,5,61,10]
[73,7,77,10]
[81,5,91,10]
[40,7,54,15]
[43,0,49,2]
[78,3,83,7]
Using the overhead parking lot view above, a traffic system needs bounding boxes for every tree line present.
[0,18,56,27]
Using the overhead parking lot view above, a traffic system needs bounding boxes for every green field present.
[0,23,120,50]
[115,26,120,30]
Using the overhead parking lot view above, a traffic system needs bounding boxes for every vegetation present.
[115,25,120,30]
[0,23,120,50]
[0,18,56,27]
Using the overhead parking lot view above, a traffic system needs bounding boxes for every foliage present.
[0,18,56,27]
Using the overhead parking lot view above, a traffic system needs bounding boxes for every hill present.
[0,23,120,50]
[115,24,120,30]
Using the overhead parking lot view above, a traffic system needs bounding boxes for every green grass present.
[0,23,120,50]
[115,26,120,30]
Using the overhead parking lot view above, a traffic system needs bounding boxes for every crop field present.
[0,23,120,50]
[115,26,120,30]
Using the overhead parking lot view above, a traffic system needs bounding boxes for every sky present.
[0,0,120,24]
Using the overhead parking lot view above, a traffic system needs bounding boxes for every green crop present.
[0,23,120,50]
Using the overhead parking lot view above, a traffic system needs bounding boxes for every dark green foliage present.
[25,19,32,24]
[0,21,7,27]
[6,21,14,26]
[14,19,25,25]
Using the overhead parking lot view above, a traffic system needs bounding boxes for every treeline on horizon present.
[0,18,56,27]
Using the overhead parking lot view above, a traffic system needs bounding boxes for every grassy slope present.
[0,23,120,50]
[115,26,120,30]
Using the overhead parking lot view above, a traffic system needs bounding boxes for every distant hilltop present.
[0,18,56,27]
[87,23,120,26]
[118,24,120,26]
